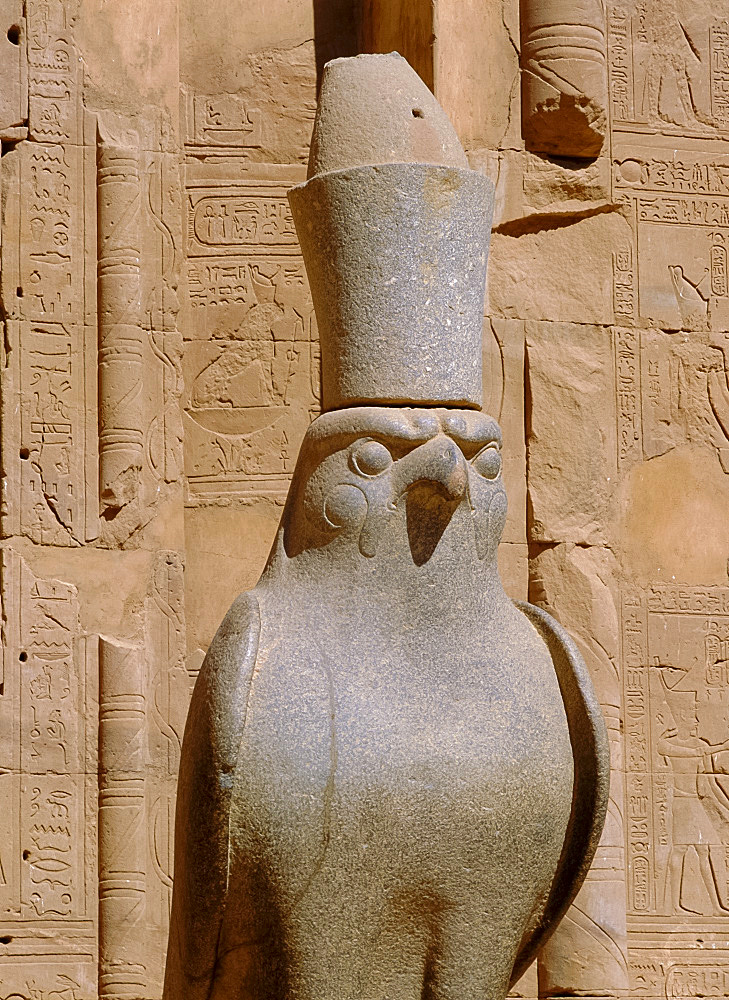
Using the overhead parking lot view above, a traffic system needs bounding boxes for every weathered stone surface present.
[290,163,493,409]
[488,212,630,325]
[618,446,729,587]
[307,53,468,175]
[166,407,608,1000]
[520,0,608,159]
[2,0,728,996]
[526,322,615,545]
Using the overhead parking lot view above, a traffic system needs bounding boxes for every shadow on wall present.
[313,0,362,90]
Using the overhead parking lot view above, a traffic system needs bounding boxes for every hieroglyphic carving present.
[187,188,298,254]
[0,966,89,1000]
[607,6,633,123]
[144,553,188,996]
[143,119,184,493]
[190,95,262,150]
[0,1,27,138]
[97,638,146,1000]
[520,0,608,158]
[612,325,729,474]
[613,247,637,324]
[96,131,143,516]
[608,2,725,135]
[183,164,319,504]
[182,86,316,165]
[0,548,96,995]
[622,594,652,913]
[615,326,642,467]
[0,0,97,546]
[27,1,81,146]
[2,4,185,993]
[711,24,729,127]
[184,93,263,155]
[611,142,729,331]
[622,587,729,980]
[0,317,96,546]
[608,3,729,340]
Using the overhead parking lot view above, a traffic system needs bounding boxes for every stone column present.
[97,132,144,513]
[520,0,608,158]
[98,637,147,999]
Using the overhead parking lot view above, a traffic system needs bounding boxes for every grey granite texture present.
[290,49,492,411]
[164,408,609,1000]
[289,164,493,410]
[307,53,469,177]
[163,52,609,1000]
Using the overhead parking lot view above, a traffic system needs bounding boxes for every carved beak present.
[392,435,468,502]
[390,437,468,566]
[357,436,468,561]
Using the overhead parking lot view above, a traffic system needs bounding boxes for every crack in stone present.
[494,202,622,237]
[31,449,84,547]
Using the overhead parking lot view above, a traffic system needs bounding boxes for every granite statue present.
[163,53,609,1000]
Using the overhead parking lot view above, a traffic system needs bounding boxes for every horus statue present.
[163,52,609,1000]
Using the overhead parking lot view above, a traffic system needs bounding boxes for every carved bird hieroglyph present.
[164,407,608,1000]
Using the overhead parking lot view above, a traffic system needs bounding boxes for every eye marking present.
[350,439,393,478]
[471,442,501,480]
[323,484,368,529]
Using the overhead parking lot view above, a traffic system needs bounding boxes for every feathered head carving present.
[281,408,506,567]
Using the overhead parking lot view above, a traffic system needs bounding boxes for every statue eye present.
[351,439,392,477]
[472,443,501,480]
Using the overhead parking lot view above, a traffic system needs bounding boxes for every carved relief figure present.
[708,328,729,470]
[669,264,710,329]
[183,256,316,501]
[640,0,713,129]
[657,675,729,915]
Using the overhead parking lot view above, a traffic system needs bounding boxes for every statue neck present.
[261,505,507,631]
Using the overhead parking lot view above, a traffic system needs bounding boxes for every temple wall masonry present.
[0,1,727,998]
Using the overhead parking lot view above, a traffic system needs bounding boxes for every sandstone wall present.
[0,1,726,999]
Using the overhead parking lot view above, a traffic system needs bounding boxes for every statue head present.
[280,407,506,569]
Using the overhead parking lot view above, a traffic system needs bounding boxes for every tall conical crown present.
[288,53,494,412]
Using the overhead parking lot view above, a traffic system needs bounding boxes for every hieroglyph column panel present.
[181,84,320,507]
[0,8,98,547]
[606,16,729,988]
[523,1,729,985]
[0,548,97,997]
[0,2,187,998]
